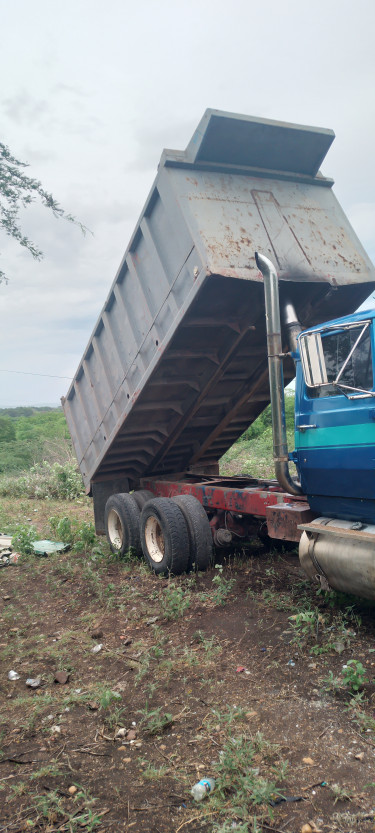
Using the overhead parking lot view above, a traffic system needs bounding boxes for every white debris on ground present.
[0,534,20,567]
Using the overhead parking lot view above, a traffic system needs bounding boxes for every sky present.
[1,0,375,407]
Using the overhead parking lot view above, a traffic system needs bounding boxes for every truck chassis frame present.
[140,475,315,545]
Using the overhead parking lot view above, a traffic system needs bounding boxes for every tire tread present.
[140,497,190,575]
[104,493,141,557]
[172,494,213,570]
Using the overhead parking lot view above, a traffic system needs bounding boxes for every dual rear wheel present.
[104,493,141,557]
[104,491,213,575]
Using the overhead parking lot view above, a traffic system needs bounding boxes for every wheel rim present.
[107,508,124,550]
[144,515,165,563]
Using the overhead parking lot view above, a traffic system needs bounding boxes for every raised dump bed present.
[63,110,375,499]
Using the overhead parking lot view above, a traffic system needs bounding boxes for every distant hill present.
[0,406,59,418]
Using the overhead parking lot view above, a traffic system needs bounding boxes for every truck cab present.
[292,310,375,599]
[295,309,375,524]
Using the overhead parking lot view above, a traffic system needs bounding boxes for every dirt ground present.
[0,497,375,833]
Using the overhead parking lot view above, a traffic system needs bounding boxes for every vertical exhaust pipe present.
[282,300,302,355]
[255,252,303,496]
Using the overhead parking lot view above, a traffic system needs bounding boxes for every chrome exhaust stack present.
[255,252,303,497]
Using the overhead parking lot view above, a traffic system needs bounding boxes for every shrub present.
[11,524,38,555]
[0,461,84,500]
[48,516,97,553]
[0,438,40,473]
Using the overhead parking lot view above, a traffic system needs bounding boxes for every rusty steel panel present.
[63,110,375,492]
[266,502,316,542]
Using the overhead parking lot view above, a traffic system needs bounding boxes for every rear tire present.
[132,490,154,510]
[140,498,190,575]
[104,493,141,558]
[172,494,213,571]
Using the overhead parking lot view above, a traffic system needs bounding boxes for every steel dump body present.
[63,110,375,493]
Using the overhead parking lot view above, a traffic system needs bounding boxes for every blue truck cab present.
[294,308,375,524]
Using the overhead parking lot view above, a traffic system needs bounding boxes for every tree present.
[0,416,16,443]
[0,142,87,283]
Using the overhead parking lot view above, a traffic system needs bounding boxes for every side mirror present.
[299,331,328,388]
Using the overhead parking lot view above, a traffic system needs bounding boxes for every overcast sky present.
[1,0,375,407]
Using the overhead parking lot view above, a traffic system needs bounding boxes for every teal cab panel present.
[294,309,375,523]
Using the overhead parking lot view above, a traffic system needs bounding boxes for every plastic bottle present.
[191,778,216,801]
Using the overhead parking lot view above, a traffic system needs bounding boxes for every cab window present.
[300,321,373,399]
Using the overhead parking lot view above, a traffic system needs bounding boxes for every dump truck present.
[62,109,375,600]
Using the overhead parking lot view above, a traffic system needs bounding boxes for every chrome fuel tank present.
[299,517,375,600]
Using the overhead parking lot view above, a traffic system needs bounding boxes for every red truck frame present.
[141,474,314,546]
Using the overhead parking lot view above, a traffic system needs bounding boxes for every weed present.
[49,515,98,553]
[193,629,207,642]
[49,514,74,543]
[11,523,38,555]
[1,603,18,623]
[30,763,62,779]
[346,690,367,710]
[8,781,29,797]
[34,786,101,831]
[34,789,65,820]
[322,670,341,693]
[161,581,191,619]
[81,562,103,595]
[209,564,235,605]
[213,821,259,833]
[342,660,368,692]
[150,624,168,645]
[344,693,375,733]
[288,605,361,657]
[134,653,151,683]
[104,705,126,729]
[193,631,222,660]
[103,581,117,609]
[341,605,362,631]
[141,763,169,779]
[73,522,100,554]
[353,709,375,733]
[99,689,122,710]
[150,643,165,660]
[332,810,364,830]
[139,704,173,735]
[330,782,353,804]
[145,680,161,698]
[211,732,287,825]
[157,657,174,681]
[210,706,248,728]
[181,646,199,667]
[309,642,333,656]
[289,610,322,648]
[185,572,199,590]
